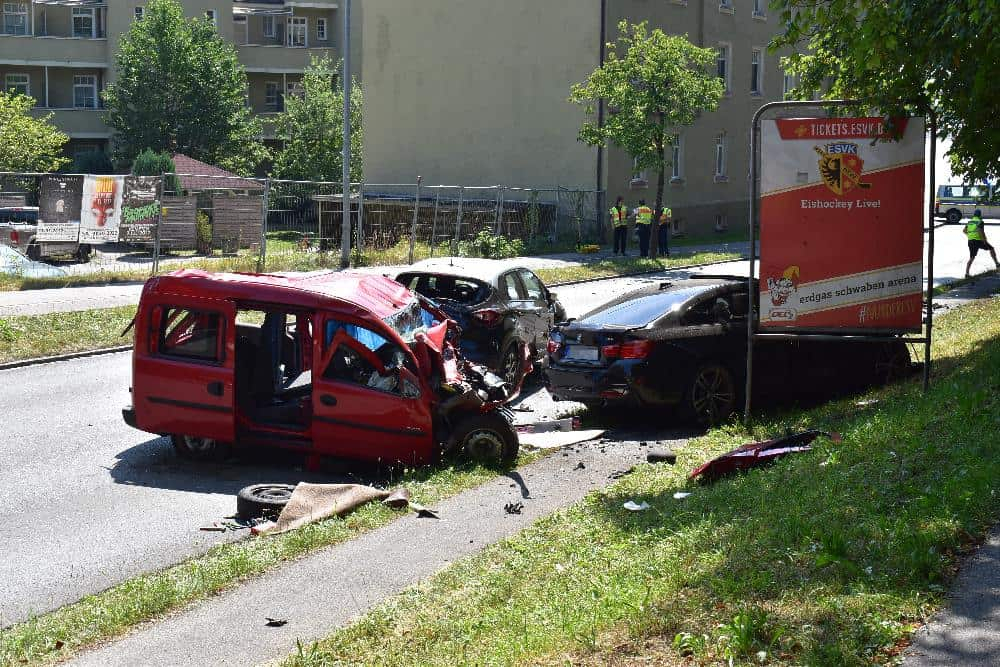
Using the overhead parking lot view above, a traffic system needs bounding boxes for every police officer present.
[633,199,653,258]
[657,204,673,257]
[610,196,628,255]
[964,209,1000,278]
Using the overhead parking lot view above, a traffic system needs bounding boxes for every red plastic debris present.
[688,430,838,483]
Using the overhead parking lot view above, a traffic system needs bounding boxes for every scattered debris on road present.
[264,617,288,627]
[673,491,692,500]
[504,502,524,515]
[252,483,394,535]
[623,500,651,512]
[382,487,412,510]
[574,461,586,470]
[689,430,840,483]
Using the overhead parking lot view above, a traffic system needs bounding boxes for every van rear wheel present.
[171,434,231,461]
[946,209,962,224]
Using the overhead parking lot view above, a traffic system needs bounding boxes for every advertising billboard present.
[80,175,125,243]
[36,176,83,242]
[759,117,925,332]
[119,176,161,243]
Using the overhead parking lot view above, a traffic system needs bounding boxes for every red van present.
[123,269,521,465]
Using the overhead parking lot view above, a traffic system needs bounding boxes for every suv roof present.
[149,269,417,319]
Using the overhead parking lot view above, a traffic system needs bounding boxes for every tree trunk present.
[650,113,666,259]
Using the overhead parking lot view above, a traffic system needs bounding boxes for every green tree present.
[570,22,723,257]
[272,55,363,182]
[131,149,180,193]
[0,91,69,172]
[772,0,999,183]
[103,0,267,176]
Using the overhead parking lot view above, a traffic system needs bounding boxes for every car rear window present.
[397,272,489,305]
[579,286,715,328]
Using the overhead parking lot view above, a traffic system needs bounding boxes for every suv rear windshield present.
[579,285,716,328]
[397,272,490,305]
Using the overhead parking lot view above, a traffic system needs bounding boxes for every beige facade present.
[0,0,347,158]
[362,0,795,235]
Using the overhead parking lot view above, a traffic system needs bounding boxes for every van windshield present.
[382,299,437,343]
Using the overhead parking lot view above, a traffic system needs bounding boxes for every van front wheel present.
[171,434,231,461]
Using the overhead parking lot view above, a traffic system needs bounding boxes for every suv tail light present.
[471,308,502,328]
[602,340,652,360]
[9,230,18,244]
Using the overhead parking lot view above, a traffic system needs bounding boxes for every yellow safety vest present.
[636,206,653,225]
[967,215,986,241]
[609,206,627,227]
[659,207,673,225]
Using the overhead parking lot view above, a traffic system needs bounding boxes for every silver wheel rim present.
[502,346,520,385]
[691,366,735,423]
[466,429,505,460]
[183,436,216,454]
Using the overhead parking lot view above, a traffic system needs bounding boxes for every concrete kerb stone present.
[0,346,132,372]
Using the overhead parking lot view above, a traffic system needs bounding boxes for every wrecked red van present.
[122,269,520,465]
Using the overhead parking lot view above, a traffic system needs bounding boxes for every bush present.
[195,211,212,255]
[70,150,115,174]
[132,149,180,193]
[459,230,525,259]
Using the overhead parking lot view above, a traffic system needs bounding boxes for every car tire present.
[946,209,962,224]
[171,434,232,461]
[448,412,519,464]
[26,241,41,261]
[874,342,912,384]
[685,363,738,426]
[499,337,527,387]
[236,483,296,520]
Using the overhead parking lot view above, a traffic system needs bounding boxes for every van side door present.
[133,298,236,442]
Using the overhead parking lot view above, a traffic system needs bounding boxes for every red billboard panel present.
[759,116,925,332]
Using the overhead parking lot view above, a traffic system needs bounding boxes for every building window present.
[316,17,327,41]
[286,80,304,99]
[714,135,727,180]
[287,16,306,47]
[262,14,274,37]
[5,72,29,97]
[2,2,27,35]
[205,9,216,25]
[752,0,765,17]
[72,7,95,38]
[669,135,683,181]
[715,213,728,232]
[631,156,648,188]
[716,43,731,92]
[719,0,733,12]
[73,75,97,109]
[134,6,143,20]
[751,48,763,94]
[264,81,281,110]
[783,71,795,98]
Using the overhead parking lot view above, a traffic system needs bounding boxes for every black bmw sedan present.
[545,276,914,424]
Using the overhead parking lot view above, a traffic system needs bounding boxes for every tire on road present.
[448,412,519,465]
[236,483,296,520]
[499,336,527,388]
[171,434,232,461]
[946,208,963,224]
[684,362,739,427]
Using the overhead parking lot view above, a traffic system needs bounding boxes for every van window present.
[323,319,413,395]
[158,308,222,361]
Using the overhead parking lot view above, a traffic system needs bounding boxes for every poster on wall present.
[759,116,925,332]
[79,175,125,243]
[35,176,83,242]
[118,176,161,243]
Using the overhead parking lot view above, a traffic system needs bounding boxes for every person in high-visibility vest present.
[632,199,653,257]
[610,196,628,255]
[657,205,673,257]
[964,209,999,278]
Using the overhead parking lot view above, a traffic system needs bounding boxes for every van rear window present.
[159,308,222,361]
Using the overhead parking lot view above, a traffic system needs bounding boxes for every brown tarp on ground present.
[256,483,391,535]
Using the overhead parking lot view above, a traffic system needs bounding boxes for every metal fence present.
[0,171,604,278]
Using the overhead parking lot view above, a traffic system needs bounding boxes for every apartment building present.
[362,0,796,235]
[0,0,358,159]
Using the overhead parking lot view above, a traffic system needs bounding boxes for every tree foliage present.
[0,91,69,173]
[570,22,723,255]
[132,149,180,192]
[103,0,267,176]
[272,55,363,182]
[772,0,1000,183]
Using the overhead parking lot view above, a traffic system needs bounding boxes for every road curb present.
[0,345,132,371]
[549,254,750,287]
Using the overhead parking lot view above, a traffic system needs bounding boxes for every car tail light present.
[471,308,502,328]
[9,230,17,244]
[602,340,652,360]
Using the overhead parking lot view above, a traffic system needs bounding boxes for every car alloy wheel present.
[171,434,231,461]
[448,412,519,464]
[874,343,911,384]
[689,363,737,426]
[500,340,524,387]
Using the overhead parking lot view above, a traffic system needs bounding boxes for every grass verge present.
[536,251,739,285]
[280,295,1000,666]
[0,453,546,667]
[0,305,136,364]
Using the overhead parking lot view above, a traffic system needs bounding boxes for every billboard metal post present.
[408,176,422,264]
[257,177,270,273]
[152,172,164,277]
[745,100,935,424]
[452,186,464,255]
[429,189,440,257]
[339,0,352,268]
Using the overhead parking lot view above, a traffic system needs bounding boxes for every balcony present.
[0,33,108,67]
[30,107,110,138]
[237,43,335,72]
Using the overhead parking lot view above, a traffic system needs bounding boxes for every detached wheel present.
[499,338,527,387]
[449,412,519,464]
[171,434,231,461]
[686,363,738,426]
[946,209,962,224]
[236,483,296,520]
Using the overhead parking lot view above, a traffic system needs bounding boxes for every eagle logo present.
[814,143,871,196]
